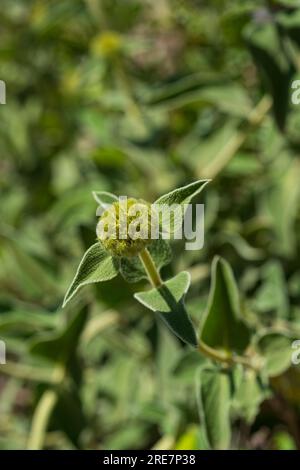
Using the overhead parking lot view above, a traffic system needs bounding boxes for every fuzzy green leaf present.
[196,367,232,450]
[63,243,119,307]
[257,332,293,378]
[120,239,172,283]
[154,179,210,233]
[199,256,251,355]
[134,272,190,312]
[155,179,210,207]
[134,272,197,346]
[92,191,118,214]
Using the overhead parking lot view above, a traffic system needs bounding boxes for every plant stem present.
[139,248,163,288]
[198,340,232,363]
[139,250,260,371]
[27,365,65,450]
[27,389,58,450]
[198,340,261,371]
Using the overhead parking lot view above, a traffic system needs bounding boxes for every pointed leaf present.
[120,239,172,283]
[92,191,118,215]
[199,256,251,354]
[30,306,89,364]
[134,271,190,312]
[196,367,232,450]
[63,243,119,307]
[154,180,210,234]
[155,180,210,207]
[134,272,197,346]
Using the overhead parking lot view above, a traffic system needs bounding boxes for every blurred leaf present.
[196,85,252,118]
[220,5,253,46]
[232,368,269,424]
[91,147,127,169]
[46,184,103,232]
[263,157,300,256]
[174,424,201,450]
[0,310,58,336]
[252,260,289,319]
[0,234,59,300]
[150,84,252,118]
[172,350,210,383]
[245,22,295,129]
[156,321,181,401]
[256,332,293,377]
[275,0,300,6]
[199,256,251,355]
[196,366,231,450]
[30,306,89,365]
[54,386,86,447]
[273,431,297,450]
[217,232,265,261]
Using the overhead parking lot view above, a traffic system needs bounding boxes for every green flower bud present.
[97,198,158,257]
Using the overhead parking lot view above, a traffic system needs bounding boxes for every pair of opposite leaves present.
[63,179,250,356]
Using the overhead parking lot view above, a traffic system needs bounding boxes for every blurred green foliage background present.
[1,0,300,450]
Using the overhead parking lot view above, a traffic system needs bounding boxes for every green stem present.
[139,249,260,372]
[199,340,232,363]
[27,365,65,450]
[198,340,261,372]
[27,389,58,450]
[139,248,163,288]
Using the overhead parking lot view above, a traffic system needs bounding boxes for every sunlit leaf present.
[155,179,210,207]
[154,180,210,234]
[63,243,119,307]
[135,272,197,346]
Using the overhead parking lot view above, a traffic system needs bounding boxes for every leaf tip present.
[92,191,100,204]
